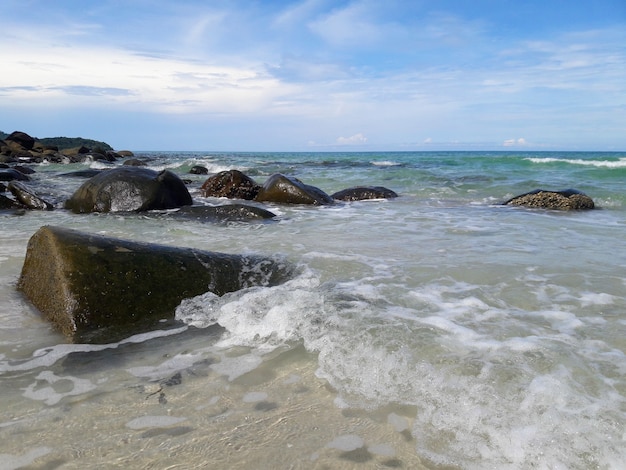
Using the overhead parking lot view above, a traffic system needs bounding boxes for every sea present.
[1,151,625,469]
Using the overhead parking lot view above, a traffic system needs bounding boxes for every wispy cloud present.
[1,0,625,150]
[337,133,368,145]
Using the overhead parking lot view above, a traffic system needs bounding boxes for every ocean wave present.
[174,270,626,469]
[526,157,626,168]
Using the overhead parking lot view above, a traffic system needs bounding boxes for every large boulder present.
[200,169,260,200]
[5,131,36,150]
[65,167,192,213]
[504,189,595,210]
[17,226,293,343]
[255,173,334,205]
[331,186,398,201]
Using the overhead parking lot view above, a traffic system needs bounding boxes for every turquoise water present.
[1,151,625,469]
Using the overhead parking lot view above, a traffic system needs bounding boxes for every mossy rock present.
[18,226,293,343]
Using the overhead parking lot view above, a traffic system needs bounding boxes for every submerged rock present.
[331,186,398,201]
[255,173,334,205]
[17,226,293,343]
[504,189,595,210]
[65,166,192,213]
[174,204,277,222]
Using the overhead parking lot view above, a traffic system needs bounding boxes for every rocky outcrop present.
[65,167,192,213]
[504,189,595,210]
[331,186,398,201]
[200,169,260,200]
[0,130,128,164]
[17,226,293,343]
[255,173,334,205]
[5,131,35,150]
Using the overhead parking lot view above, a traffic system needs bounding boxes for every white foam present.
[243,392,268,403]
[126,415,187,430]
[526,156,626,168]
[0,447,51,470]
[0,326,187,373]
[126,351,206,381]
[22,370,97,406]
[326,434,364,451]
[209,353,263,381]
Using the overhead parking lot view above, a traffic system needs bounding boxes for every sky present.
[1,0,625,151]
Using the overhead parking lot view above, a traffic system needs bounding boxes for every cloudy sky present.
[2,0,625,151]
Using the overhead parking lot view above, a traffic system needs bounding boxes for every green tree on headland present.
[1,130,113,151]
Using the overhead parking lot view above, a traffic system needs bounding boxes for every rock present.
[59,169,104,178]
[5,131,36,150]
[173,204,277,222]
[504,189,595,210]
[255,173,334,205]
[190,165,209,175]
[62,145,91,156]
[0,193,23,210]
[8,181,54,210]
[123,158,148,166]
[117,150,134,157]
[17,226,293,343]
[200,170,260,200]
[331,186,398,201]
[0,168,31,182]
[65,167,193,213]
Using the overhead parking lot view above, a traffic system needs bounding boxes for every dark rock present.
[5,131,36,150]
[331,186,398,201]
[200,170,260,200]
[17,226,293,343]
[174,204,277,222]
[65,167,193,213]
[59,169,104,178]
[255,173,334,205]
[123,158,148,167]
[190,165,209,175]
[117,150,134,157]
[0,168,31,182]
[62,146,91,156]
[0,193,23,210]
[504,189,595,210]
[13,165,36,175]
[8,181,54,210]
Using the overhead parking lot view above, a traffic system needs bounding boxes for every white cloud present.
[337,133,368,145]
[503,138,528,147]
[0,40,295,114]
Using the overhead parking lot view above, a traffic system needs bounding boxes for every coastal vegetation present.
[0,130,112,152]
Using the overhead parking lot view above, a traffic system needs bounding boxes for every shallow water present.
[1,151,625,469]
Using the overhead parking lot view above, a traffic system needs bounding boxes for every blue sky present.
[1,0,625,151]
